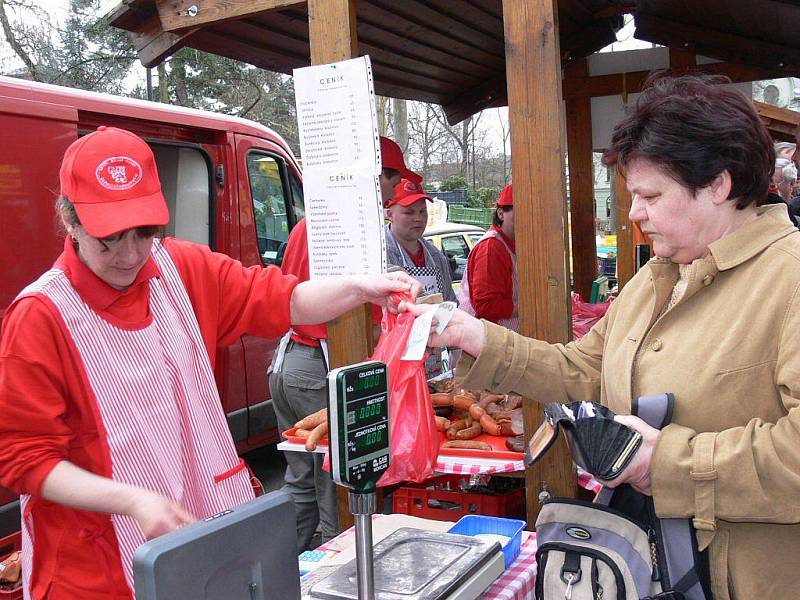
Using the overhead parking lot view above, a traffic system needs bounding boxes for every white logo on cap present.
[96,157,143,191]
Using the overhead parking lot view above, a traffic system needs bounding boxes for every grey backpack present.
[533,394,708,600]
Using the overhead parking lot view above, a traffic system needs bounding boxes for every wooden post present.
[503,0,576,526]
[307,0,365,533]
[614,170,635,288]
[565,59,597,302]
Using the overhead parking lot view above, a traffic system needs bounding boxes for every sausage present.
[459,389,481,403]
[479,413,502,436]
[455,422,483,440]
[468,403,486,421]
[431,393,454,407]
[498,421,516,436]
[453,394,477,411]
[295,408,327,430]
[504,395,524,411]
[293,428,312,439]
[442,440,493,451]
[446,418,472,440]
[434,415,451,432]
[506,434,525,453]
[305,421,329,451]
[478,393,505,409]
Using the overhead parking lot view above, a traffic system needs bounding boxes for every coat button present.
[702,275,714,286]
[651,339,662,352]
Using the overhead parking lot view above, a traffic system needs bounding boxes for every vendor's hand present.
[359,271,422,311]
[600,415,659,496]
[126,488,196,540]
[399,303,486,358]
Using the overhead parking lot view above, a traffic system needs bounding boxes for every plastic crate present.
[447,515,526,568]
[393,476,525,522]
[0,531,22,599]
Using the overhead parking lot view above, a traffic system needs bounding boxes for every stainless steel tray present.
[310,527,502,600]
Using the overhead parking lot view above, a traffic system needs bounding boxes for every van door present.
[235,134,304,448]
[0,96,77,316]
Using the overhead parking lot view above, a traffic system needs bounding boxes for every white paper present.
[293,56,386,278]
[402,302,457,361]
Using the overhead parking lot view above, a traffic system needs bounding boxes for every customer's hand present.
[400,303,486,358]
[601,414,660,496]
[126,488,196,540]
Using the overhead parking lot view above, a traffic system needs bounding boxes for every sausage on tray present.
[468,404,486,421]
[442,440,493,451]
[455,422,482,440]
[479,414,502,436]
[434,415,452,432]
[431,393,454,407]
[305,421,328,451]
[452,394,477,411]
[446,417,472,440]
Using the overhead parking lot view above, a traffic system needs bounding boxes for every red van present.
[0,76,303,535]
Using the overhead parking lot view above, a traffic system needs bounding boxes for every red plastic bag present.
[571,292,612,340]
[371,303,440,486]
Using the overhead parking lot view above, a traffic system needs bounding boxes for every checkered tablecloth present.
[436,453,525,475]
[480,533,538,599]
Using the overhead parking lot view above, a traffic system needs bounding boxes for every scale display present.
[328,361,390,492]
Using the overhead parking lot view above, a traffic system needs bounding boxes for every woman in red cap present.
[0,127,419,599]
[457,183,518,331]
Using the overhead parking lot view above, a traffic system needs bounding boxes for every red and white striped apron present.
[457,229,520,332]
[16,240,254,597]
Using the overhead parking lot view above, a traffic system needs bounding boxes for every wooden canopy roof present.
[108,0,800,125]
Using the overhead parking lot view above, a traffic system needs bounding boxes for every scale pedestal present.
[350,491,376,600]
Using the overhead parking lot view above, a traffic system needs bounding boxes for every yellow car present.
[423,222,486,292]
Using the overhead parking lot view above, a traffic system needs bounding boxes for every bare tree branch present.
[0,0,39,79]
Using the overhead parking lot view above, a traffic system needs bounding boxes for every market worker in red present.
[0,127,419,600]
[457,184,518,331]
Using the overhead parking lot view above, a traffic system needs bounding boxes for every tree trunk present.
[393,98,408,152]
[157,62,170,103]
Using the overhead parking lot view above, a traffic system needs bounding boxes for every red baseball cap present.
[59,126,169,238]
[380,136,421,185]
[496,184,513,207]
[386,178,432,208]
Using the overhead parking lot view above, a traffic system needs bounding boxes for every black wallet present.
[525,401,642,480]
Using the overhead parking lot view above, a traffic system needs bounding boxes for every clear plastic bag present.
[372,301,440,486]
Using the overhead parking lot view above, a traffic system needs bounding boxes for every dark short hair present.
[603,73,774,209]
[492,205,512,227]
[382,167,400,180]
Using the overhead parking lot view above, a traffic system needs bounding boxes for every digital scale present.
[312,361,505,600]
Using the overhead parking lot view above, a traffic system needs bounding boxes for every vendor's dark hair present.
[603,73,774,209]
[492,205,512,227]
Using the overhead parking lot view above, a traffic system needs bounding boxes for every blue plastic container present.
[447,515,526,568]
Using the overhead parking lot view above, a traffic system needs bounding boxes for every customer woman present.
[0,126,419,599]
[404,75,800,599]
[457,183,518,331]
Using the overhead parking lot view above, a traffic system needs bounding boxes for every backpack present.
[532,394,708,600]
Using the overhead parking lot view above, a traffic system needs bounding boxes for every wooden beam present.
[156,0,304,32]
[562,61,790,99]
[442,75,507,126]
[503,0,576,527]
[127,12,199,67]
[306,0,364,534]
[756,100,800,142]
[614,170,635,288]
[635,13,800,75]
[565,59,597,303]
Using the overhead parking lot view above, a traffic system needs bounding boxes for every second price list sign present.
[293,56,386,278]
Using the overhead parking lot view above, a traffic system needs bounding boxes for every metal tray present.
[310,527,501,600]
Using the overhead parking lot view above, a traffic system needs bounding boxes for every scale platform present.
[310,527,504,600]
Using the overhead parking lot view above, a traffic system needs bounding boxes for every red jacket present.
[466,226,516,323]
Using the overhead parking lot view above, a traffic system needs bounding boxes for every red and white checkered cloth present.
[435,454,525,475]
[481,533,538,600]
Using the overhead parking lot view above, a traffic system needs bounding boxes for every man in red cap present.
[384,178,456,304]
[269,136,420,552]
[457,183,518,331]
[0,127,420,599]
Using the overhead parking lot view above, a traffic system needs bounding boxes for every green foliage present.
[467,187,500,208]
[439,175,468,191]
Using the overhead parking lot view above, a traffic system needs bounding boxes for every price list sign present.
[293,56,386,278]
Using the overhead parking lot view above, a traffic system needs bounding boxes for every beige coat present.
[459,205,800,599]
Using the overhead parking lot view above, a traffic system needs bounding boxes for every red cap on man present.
[380,136,422,185]
[386,178,432,208]
[59,126,169,238]
[496,184,513,207]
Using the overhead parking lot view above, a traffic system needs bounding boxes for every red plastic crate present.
[393,476,525,522]
[0,531,22,600]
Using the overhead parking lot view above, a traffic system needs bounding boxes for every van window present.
[151,145,210,246]
[247,152,292,266]
[289,173,305,223]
